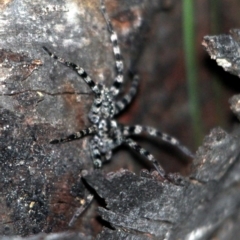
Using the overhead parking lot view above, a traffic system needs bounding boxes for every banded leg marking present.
[89,139,103,168]
[100,0,124,96]
[50,125,97,144]
[43,46,100,95]
[115,74,139,115]
[125,138,166,178]
[122,125,194,158]
[88,95,103,123]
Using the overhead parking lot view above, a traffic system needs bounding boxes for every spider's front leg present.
[100,0,140,114]
[100,0,124,96]
[114,73,140,115]
[42,46,101,96]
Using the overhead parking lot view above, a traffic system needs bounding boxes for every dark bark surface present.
[0,0,170,238]
[1,0,240,239]
[203,29,240,78]
[87,126,240,239]
[2,125,240,239]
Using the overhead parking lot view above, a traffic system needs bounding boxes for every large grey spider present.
[44,0,193,181]
[43,0,194,226]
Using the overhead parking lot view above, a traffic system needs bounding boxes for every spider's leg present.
[114,74,139,115]
[122,125,194,158]
[68,191,94,227]
[100,0,124,96]
[43,46,100,96]
[50,125,97,144]
[89,139,103,168]
[125,138,166,178]
[88,94,103,123]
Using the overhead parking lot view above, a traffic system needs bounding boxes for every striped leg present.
[43,46,100,96]
[89,139,103,168]
[125,138,166,178]
[114,74,139,115]
[50,125,97,144]
[100,0,124,96]
[88,95,103,123]
[122,125,194,158]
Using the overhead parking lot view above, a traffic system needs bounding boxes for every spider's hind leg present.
[124,138,166,178]
[122,125,195,158]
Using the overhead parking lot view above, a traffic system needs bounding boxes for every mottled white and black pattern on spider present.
[43,0,194,180]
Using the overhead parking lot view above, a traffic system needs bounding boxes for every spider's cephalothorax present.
[44,0,194,180]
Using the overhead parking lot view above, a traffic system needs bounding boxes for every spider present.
[44,1,193,182]
[43,0,194,226]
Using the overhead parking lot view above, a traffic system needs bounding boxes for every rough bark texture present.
[0,0,170,238]
[86,126,240,239]
[203,29,240,78]
[1,0,240,239]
